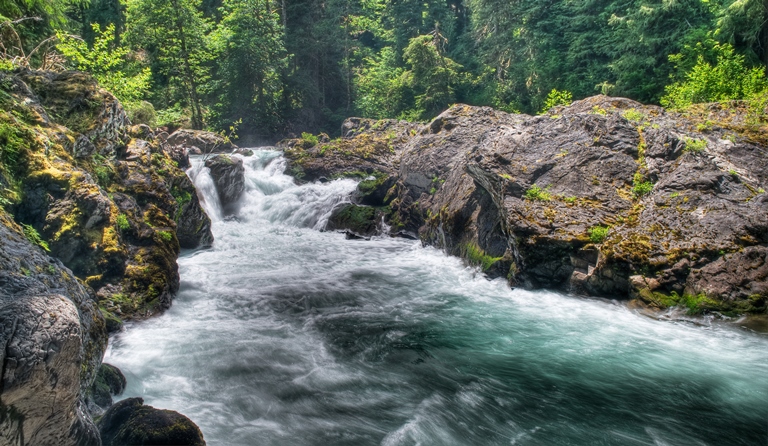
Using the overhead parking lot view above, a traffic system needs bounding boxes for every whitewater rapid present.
[105,150,768,445]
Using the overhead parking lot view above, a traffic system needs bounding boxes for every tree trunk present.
[170,0,205,129]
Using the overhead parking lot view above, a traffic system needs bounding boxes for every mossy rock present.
[326,204,379,237]
[87,363,126,410]
[98,398,205,446]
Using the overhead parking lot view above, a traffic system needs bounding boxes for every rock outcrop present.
[98,398,206,446]
[0,70,210,444]
[286,98,768,316]
[1,69,214,326]
[0,210,106,446]
[166,128,236,155]
[204,154,245,210]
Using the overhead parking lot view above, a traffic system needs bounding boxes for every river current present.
[105,150,768,446]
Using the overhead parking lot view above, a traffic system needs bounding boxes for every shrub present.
[524,184,552,201]
[588,225,610,243]
[661,39,767,109]
[683,137,707,153]
[300,132,319,148]
[116,214,130,231]
[632,172,653,197]
[540,89,573,114]
[622,108,644,122]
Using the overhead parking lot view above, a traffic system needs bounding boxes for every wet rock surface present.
[286,98,768,315]
[205,154,245,209]
[98,398,206,446]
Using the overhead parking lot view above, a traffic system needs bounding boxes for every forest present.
[1,0,767,141]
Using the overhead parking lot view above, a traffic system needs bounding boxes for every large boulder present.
[204,154,245,209]
[0,211,106,446]
[98,398,206,446]
[285,98,768,316]
[166,129,236,154]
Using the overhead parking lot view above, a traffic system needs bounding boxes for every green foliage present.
[0,121,26,168]
[157,230,173,242]
[540,89,573,114]
[126,0,211,129]
[57,23,152,106]
[465,242,502,272]
[155,105,188,128]
[208,0,288,133]
[588,225,610,244]
[632,173,653,197]
[622,109,645,122]
[300,132,319,148]
[524,184,552,201]
[661,39,768,109]
[683,137,707,153]
[116,213,129,231]
[22,223,49,251]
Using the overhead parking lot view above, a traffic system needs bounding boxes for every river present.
[104,149,768,446]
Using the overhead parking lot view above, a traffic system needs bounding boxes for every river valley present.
[105,150,768,446]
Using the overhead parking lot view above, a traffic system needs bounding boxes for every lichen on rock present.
[284,99,768,317]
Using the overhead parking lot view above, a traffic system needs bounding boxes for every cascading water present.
[105,149,768,446]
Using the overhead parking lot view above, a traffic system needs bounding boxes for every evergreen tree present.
[125,0,210,129]
[209,0,288,134]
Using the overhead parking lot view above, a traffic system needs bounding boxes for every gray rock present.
[205,154,245,209]
[167,129,236,154]
[98,397,206,446]
[0,211,106,446]
[285,98,768,314]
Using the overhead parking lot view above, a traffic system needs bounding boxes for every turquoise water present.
[105,151,768,445]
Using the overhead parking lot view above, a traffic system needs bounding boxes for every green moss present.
[357,171,388,195]
[157,230,173,242]
[332,204,376,234]
[639,289,747,315]
[465,242,503,272]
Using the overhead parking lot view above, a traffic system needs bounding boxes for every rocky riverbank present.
[285,97,768,318]
[0,70,211,444]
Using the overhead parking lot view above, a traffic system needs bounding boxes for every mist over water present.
[105,150,768,446]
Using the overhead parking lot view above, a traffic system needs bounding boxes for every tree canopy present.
[1,0,766,138]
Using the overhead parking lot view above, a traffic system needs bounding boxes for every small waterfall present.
[190,149,358,230]
[187,160,224,222]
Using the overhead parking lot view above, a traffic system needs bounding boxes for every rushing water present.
[105,150,768,446]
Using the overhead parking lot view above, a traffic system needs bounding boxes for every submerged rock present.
[285,98,768,315]
[205,154,245,209]
[98,398,206,446]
